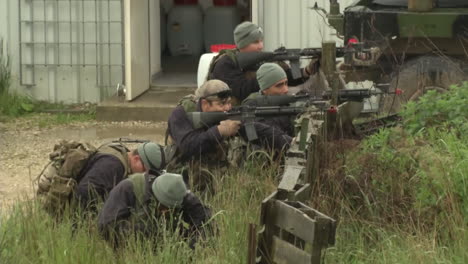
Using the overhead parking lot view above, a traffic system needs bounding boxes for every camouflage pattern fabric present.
[36,140,129,214]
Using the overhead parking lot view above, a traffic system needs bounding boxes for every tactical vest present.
[127,173,180,235]
[207,49,257,105]
[165,94,198,146]
[242,92,261,105]
[207,49,239,81]
[96,144,131,179]
[128,173,148,207]
[36,141,130,214]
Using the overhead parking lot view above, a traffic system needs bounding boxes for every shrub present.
[0,38,11,95]
[401,82,468,134]
[0,38,35,118]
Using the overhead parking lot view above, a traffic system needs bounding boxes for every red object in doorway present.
[174,0,198,5]
[211,44,237,53]
[213,0,237,6]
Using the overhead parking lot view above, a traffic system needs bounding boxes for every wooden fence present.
[247,100,358,264]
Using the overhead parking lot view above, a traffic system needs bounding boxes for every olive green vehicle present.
[330,0,468,112]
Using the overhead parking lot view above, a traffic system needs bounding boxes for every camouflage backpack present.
[36,140,129,213]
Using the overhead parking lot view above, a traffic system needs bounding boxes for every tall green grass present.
[314,83,468,263]
[0,157,279,264]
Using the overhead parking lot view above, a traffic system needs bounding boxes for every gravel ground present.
[0,114,167,208]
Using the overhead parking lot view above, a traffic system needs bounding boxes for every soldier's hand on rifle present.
[217,120,241,137]
[303,58,320,77]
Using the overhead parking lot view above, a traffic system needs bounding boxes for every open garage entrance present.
[125,0,251,100]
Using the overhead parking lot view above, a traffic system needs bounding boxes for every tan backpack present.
[36,140,129,214]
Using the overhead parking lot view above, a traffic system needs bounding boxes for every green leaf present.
[20,102,34,112]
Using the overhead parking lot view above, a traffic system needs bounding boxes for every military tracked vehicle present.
[331,0,468,112]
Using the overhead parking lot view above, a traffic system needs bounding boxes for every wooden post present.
[299,117,309,151]
[247,223,257,264]
[321,41,337,105]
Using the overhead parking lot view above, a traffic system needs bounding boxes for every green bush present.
[401,82,468,134]
[0,39,35,118]
[311,82,468,262]
[0,39,11,95]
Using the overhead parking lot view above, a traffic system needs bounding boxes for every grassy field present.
[0,158,279,264]
[1,121,466,263]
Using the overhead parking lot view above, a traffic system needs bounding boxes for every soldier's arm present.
[74,155,125,209]
[211,55,260,101]
[181,191,214,249]
[168,106,224,159]
[97,179,137,242]
[240,122,292,152]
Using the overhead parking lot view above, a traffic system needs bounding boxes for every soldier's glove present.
[217,120,241,137]
[303,58,320,77]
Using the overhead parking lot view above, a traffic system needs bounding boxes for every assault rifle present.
[247,88,387,107]
[187,105,306,141]
[188,88,392,141]
[236,46,346,79]
[112,138,150,144]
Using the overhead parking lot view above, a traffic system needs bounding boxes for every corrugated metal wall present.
[1,0,124,104]
[1,0,358,103]
[258,0,356,51]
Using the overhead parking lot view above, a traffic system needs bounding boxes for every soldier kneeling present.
[98,172,213,249]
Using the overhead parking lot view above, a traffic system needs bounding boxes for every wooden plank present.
[258,192,278,264]
[284,157,306,167]
[247,223,257,264]
[286,145,306,159]
[267,200,317,244]
[296,202,335,222]
[297,203,337,246]
[299,117,310,151]
[272,236,311,264]
[305,119,324,184]
[305,133,318,185]
[260,191,278,225]
[278,165,305,192]
[293,184,311,202]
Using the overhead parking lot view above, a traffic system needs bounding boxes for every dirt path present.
[0,115,167,208]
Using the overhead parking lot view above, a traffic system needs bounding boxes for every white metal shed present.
[0,0,355,104]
